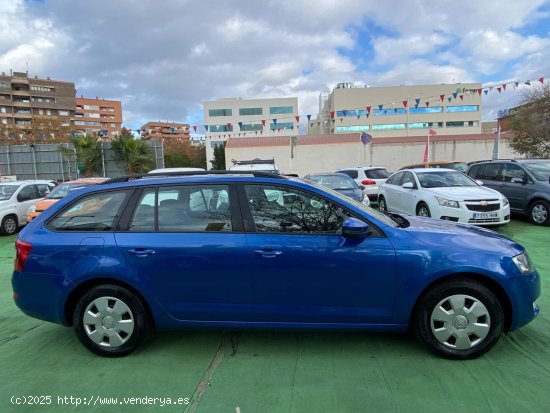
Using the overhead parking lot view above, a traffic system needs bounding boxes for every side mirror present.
[342,217,370,238]
[510,177,525,184]
[402,182,415,189]
[359,185,365,190]
[476,180,484,186]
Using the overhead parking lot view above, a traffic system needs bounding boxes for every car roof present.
[402,168,457,173]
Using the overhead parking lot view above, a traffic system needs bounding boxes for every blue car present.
[12,172,540,359]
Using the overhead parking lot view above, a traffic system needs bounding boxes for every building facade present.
[0,71,76,139]
[311,82,483,138]
[74,97,122,140]
[203,97,299,169]
[140,121,190,142]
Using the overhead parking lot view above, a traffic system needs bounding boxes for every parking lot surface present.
[1,218,549,413]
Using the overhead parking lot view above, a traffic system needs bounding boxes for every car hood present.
[34,199,59,209]
[424,186,502,199]
[401,215,523,256]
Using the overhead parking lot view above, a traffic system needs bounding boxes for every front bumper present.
[437,204,511,226]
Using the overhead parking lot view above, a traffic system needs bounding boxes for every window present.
[17,185,39,202]
[209,124,233,132]
[386,172,404,186]
[335,125,370,133]
[338,170,358,179]
[409,106,443,114]
[446,121,478,128]
[335,110,368,117]
[244,184,350,234]
[269,122,293,130]
[409,122,443,129]
[31,85,54,92]
[372,108,407,116]
[365,169,390,179]
[372,123,406,130]
[129,185,232,233]
[48,191,128,231]
[240,123,263,131]
[83,105,100,110]
[446,105,479,112]
[209,108,232,117]
[0,106,6,113]
[501,163,526,182]
[269,106,293,115]
[239,107,262,116]
[401,172,417,188]
[477,164,502,181]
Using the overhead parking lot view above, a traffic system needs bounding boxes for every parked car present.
[304,172,370,206]
[0,180,56,235]
[26,178,106,223]
[399,161,468,173]
[12,172,540,359]
[466,159,550,226]
[335,166,391,201]
[378,168,510,226]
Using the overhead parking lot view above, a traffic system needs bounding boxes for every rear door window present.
[365,169,390,179]
[338,170,358,179]
[478,163,502,181]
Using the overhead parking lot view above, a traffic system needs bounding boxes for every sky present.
[1,0,549,136]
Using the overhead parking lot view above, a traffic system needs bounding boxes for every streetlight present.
[97,131,106,178]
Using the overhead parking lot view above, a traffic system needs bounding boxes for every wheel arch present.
[64,277,155,329]
[409,272,513,333]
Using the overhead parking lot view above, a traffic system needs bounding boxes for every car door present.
[497,163,532,212]
[382,172,404,212]
[394,172,419,214]
[15,184,40,223]
[240,183,396,324]
[115,184,254,322]
[475,163,503,192]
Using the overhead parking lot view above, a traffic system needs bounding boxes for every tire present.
[378,196,387,212]
[73,285,149,357]
[529,200,550,226]
[413,278,504,359]
[1,215,18,236]
[416,202,431,217]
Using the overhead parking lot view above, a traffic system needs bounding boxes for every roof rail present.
[101,170,287,184]
[231,158,275,165]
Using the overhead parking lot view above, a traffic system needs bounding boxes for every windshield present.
[431,162,468,172]
[417,171,477,188]
[365,168,390,179]
[47,183,92,199]
[306,180,398,227]
[0,184,20,201]
[523,162,550,181]
[309,175,357,190]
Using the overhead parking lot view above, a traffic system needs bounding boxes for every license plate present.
[473,212,498,219]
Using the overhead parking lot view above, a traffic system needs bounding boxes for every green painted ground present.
[1,219,549,413]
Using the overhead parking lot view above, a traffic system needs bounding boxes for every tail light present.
[15,239,32,272]
[361,179,377,185]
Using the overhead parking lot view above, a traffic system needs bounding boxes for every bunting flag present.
[459,95,464,101]
[330,111,335,119]
[193,125,197,132]
[272,119,277,125]
[357,114,361,119]
[226,122,232,130]
[261,119,266,126]
[366,106,371,114]
[497,87,502,93]
[452,92,458,99]
[477,88,482,95]
[440,95,445,102]
[307,114,311,121]
[238,122,243,130]
[484,90,489,95]
[310,122,314,128]
[425,102,430,107]
[525,81,531,85]
[502,84,507,90]
[514,82,519,88]
[378,104,384,111]
[414,99,420,107]
[204,125,209,132]
[402,100,408,108]
[295,115,300,123]
[340,118,344,122]
[539,77,545,84]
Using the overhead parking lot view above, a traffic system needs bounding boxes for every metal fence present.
[0,141,164,181]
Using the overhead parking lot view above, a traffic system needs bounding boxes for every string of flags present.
[128,76,545,138]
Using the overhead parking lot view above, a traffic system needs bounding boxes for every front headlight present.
[502,198,509,207]
[27,205,36,213]
[435,196,459,208]
[512,252,534,274]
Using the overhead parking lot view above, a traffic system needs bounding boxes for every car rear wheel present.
[73,285,149,357]
[529,200,550,226]
[1,215,18,236]
[414,279,504,359]
[416,202,431,217]
[378,196,387,212]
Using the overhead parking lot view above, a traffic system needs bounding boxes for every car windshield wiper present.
[384,212,409,228]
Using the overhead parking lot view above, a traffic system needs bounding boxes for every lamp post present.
[97,131,106,178]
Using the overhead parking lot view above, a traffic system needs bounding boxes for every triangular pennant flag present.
[415,99,420,107]
[226,122,232,129]
[497,87,502,93]
[357,114,361,120]
[366,113,370,118]
[477,89,482,95]
[238,121,243,130]
[317,121,320,126]
[539,77,545,84]
[452,92,458,99]
[378,104,383,111]
[193,125,197,132]
[307,114,311,121]
[272,119,277,125]
[340,118,344,122]
[261,119,266,126]
[204,125,209,132]
[330,111,335,119]
[425,102,430,107]
[440,95,445,102]
[514,82,519,88]
[484,90,488,95]
[331,119,335,124]
[524,81,531,86]
[310,123,314,128]
[295,115,300,123]
[502,84,507,90]
[459,95,464,101]
[402,100,408,108]
[366,106,371,114]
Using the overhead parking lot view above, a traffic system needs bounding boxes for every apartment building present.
[75,97,122,139]
[0,71,75,138]
[312,82,483,138]
[140,121,190,141]
[203,97,299,168]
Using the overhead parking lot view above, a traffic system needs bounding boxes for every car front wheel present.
[1,215,18,236]
[73,285,149,357]
[378,196,387,212]
[414,278,504,359]
[416,202,431,217]
[529,200,550,226]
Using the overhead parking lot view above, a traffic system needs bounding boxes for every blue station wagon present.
[12,172,540,359]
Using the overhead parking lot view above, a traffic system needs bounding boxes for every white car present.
[378,169,510,226]
[335,166,391,201]
[0,180,56,235]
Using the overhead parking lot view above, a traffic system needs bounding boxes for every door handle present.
[254,249,283,259]
[128,248,156,257]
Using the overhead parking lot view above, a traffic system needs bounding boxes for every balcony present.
[11,90,31,97]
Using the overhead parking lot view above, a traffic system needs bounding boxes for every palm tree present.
[111,132,155,174]
[59,134,102,177]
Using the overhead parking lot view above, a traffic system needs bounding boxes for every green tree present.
[59,134,102,177]
[210,141,226,170]
[111,132,155,174]
[509,84,550,158]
